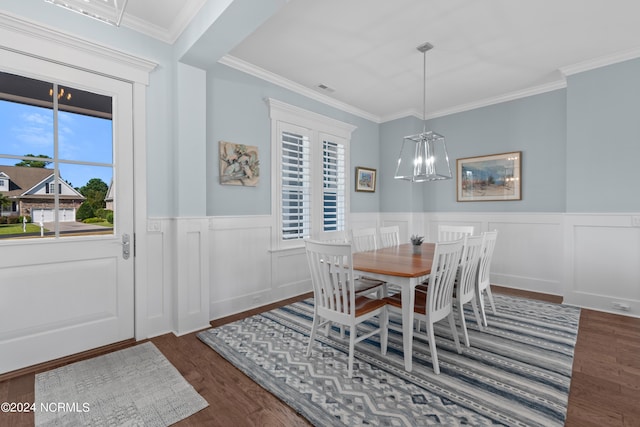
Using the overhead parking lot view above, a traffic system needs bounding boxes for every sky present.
[0,100,113,189]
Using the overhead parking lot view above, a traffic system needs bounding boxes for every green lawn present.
[0,221,113,235]
[85,221,113,228]
[0,223,45,235]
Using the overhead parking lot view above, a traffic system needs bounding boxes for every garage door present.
[31,208,76,222]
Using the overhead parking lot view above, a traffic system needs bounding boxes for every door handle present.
[122,233,130,259]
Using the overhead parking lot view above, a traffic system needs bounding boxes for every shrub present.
[7,216,19,224]
[0,216,7,224]
[76,202,94,221]
[18,215,31,223]
[106,211,114,224]
[83,217,104,224]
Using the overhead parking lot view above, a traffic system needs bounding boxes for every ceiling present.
[74,0,640,122]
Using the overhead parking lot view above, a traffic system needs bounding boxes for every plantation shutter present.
[281,130,311,240]
[322,140,345,232]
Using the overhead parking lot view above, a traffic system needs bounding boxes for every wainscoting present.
[141,211,640,339]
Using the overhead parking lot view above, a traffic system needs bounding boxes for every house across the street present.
[0,165,85,222]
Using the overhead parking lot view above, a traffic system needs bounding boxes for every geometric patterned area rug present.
[35,342,208,426]
[198,294,580,427]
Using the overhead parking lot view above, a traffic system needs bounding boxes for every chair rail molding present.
[144,211,640,332]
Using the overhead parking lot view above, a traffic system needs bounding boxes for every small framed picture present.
[355,167,376,192]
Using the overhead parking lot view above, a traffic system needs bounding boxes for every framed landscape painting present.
[355,167,376,192]
[457,151,521,202]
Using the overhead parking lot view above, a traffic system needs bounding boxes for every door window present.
[0,71,114,239]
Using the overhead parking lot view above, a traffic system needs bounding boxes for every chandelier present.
[44,0,130,27]
[394,42,452,182]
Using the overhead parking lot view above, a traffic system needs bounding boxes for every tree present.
[76,202,95,222]
[0,193,10,210]
[15,154,52,168]
[78,178,108,218]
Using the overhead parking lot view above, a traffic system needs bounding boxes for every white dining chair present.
[454,235,484,346]
[351,227,378,252]
[438,225,474,242]
[378,225,400,248]
[349,227,389,299]
[318,230,348,243]
[317,230,386,298]
[305,240,389,378]
[476,230,498,327]
[384,239,464,374]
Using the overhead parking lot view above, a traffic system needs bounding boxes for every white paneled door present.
[0,49,135,374]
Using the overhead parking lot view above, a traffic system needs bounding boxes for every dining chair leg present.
[470,298,484,331]
[477,292,489,328]
[457,302,470,347]
[347,325,357,378]
[426,322,440,375]
[380,308,389,355]
[485,286,497,315]
[307,314,319,357]
[448,311,462,354]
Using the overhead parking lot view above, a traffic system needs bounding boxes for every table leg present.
[401,279,416,371]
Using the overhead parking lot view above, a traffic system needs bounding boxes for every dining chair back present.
[378,225,401,248]
[455,235,484,346]
[476,230,498,327]
[383,238,464,374]
[350,227,378,252]
[438,225,474,242]
[304,240,388,377]
[318,230,348,243]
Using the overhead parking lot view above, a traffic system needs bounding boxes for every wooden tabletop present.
[352,243,436,278]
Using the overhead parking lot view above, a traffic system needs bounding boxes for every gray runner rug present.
[198,294,580,427]
[35,342,208,426]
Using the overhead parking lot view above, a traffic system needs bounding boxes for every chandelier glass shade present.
[44,0,129,27]
[394,129,451,182]
[394,42,452,182]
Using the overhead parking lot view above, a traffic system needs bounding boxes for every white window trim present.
[268,98,356,250]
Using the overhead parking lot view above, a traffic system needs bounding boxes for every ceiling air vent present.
[316,83,335,93]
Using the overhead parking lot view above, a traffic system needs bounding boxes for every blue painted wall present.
[206,63,380,215]
[566,58,640,212]
[378,116,426,212]
[426,90,567,212]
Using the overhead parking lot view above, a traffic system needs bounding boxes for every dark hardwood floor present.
[1,288,639,426]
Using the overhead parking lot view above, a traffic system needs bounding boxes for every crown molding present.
[425,80,567,120]
[379,108,422,123]
[559,46,640,76]
[220,47,640,125]
[218,55,381,123]
[121,0,208,44]
[0,11,157,84]
[120,14,173,44]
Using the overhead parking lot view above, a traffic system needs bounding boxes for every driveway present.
[42,221,112,233]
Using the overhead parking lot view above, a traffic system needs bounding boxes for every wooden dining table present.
[352,242,436,372]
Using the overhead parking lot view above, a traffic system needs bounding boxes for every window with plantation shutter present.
[281,130,310,240]
[322,139,345,232]
[269,99,355,249]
